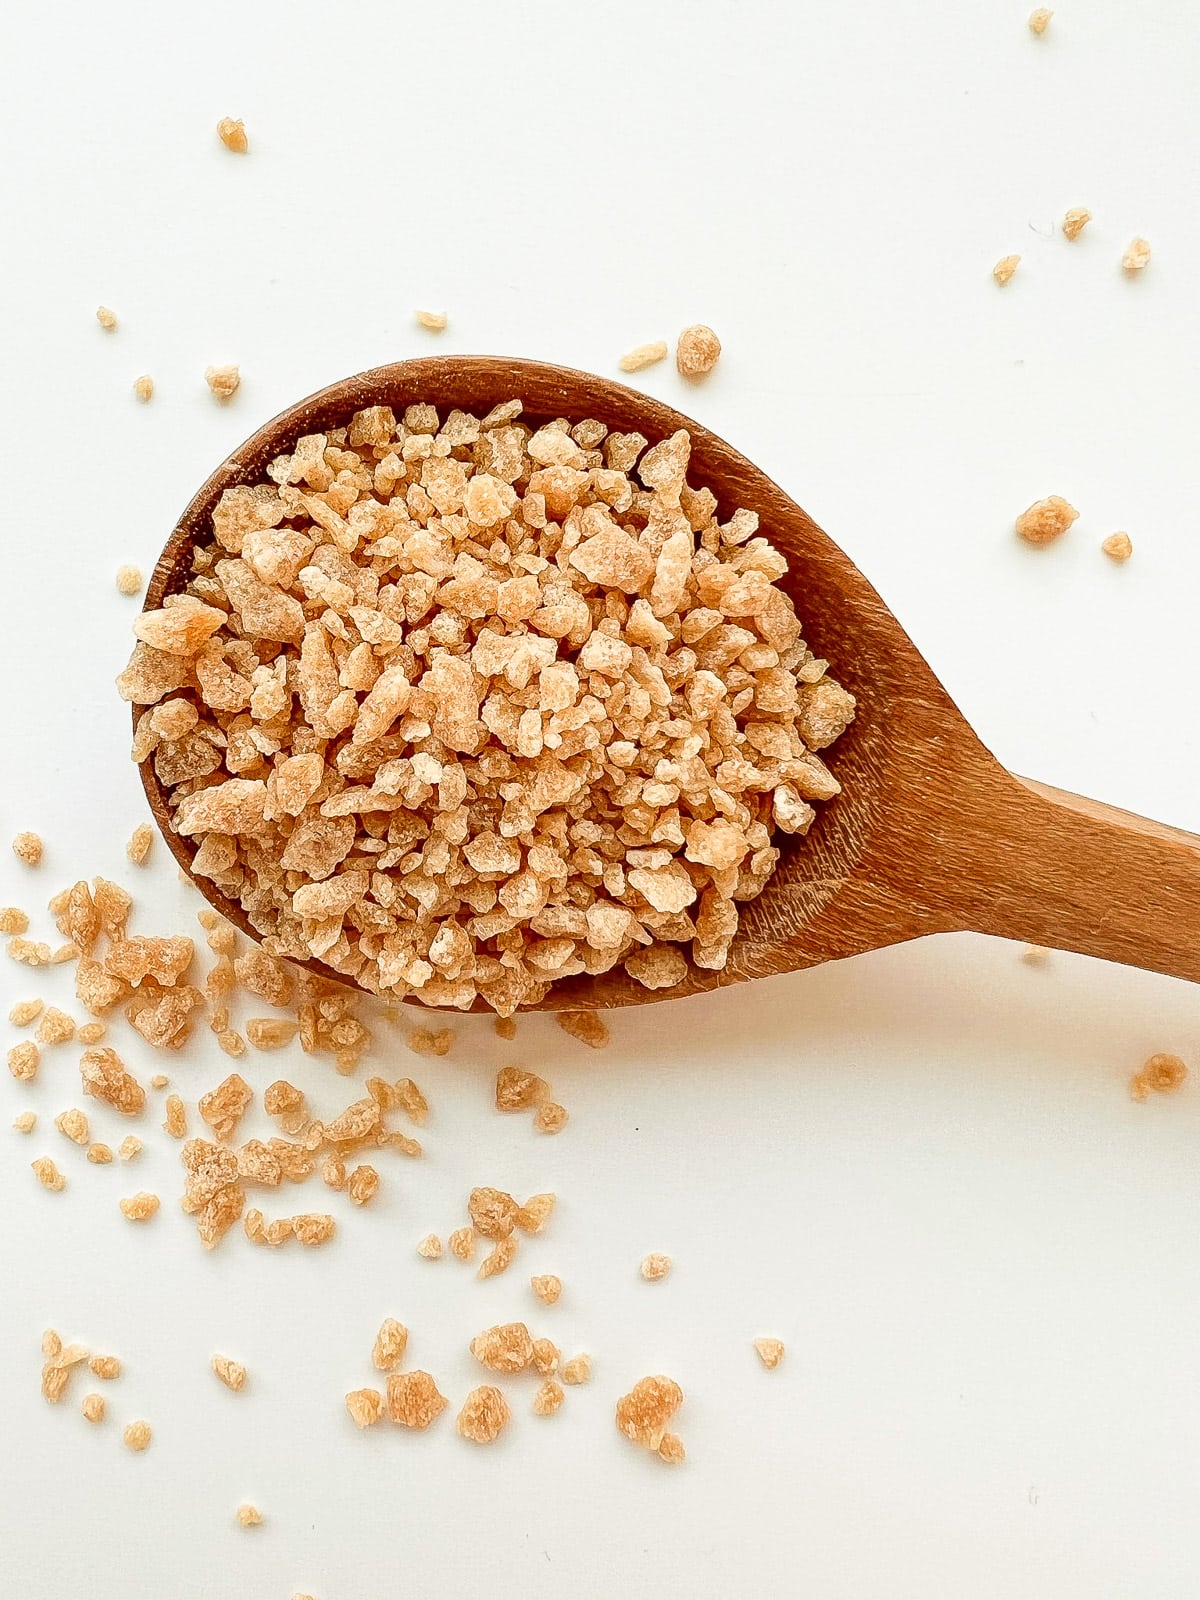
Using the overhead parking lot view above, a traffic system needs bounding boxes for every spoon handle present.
[948,775,1200,983]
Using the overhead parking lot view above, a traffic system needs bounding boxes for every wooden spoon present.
[138,355,1200,1010]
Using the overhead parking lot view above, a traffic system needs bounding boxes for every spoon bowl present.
[138,356,1200,1009]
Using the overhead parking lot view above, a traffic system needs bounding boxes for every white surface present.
[2,2,1200,1596]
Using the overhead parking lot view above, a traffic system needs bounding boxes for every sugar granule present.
[417,1233,443,1259]
[123,1420,152,1451]
[132,377,154,404]
[217,117,248,153]
[557,1013,609,1050]
[618,342,668,373]
[1130,1052,1188,1102]
[1122,237,1151,274]
[992,254,1020,286]
[55,1109,90,1145]
[9,1040,40,1081]
[117,1135,142,1162]
[495,1066,549,1112]
[9,996,41,1023]
[1102,532,1133,563]
[82,1393,106,1423]
[615,1374,682,1452]
[0,908,30,935]
[657,1432,686,1464]
[205,364,241,401]
[533,1102,569,1134]
[236,1504,263,1528]
[90,1355,121,1379]
[38,1007,76,1044]
[96,306,117,331]
[12,832,43,866]
[676,325,721,378]
[530,1274,562,1306]
[448,1226,476,1262]
[470,1322,534,1375]
[163,1093,187,1140]
[386,1370,447,1429]
[478,1237,518,1279]
[562,1354,591,1386]
[346,1387,383,1428]
[1062,208,1092,241]
[119,1192,160,1222]
[415,309,448,331]
[533,1378,564,1416]
[126,824,154,864]
[640,1252,672,1282]
[1028,7,1052,32]
[87,1143,112,1163]
[754,1337,786,1369]
[1015,496,1078,547]
[13,1112,36,1133]
[456,1385,511,1445]
[32,1156,65,1191]
[372,1318,409,1372]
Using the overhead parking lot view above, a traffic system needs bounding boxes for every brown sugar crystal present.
[468,1186,519,1239]
[55,1109,90,1145]
[123,1420,152,1451]
[217,117,248,153]
[126,824,154,865]
[640,1252,672,1282]
[417,1233,442,1259]
[82,1393,106,1424]
[657,1432,686,1464]
[96,306,118,331]
[1102,531,1133,563]
[199,1073,253,1141]
[346,1387,383,1427]
[347,1164,380,1205]
[415,309,448,331]
[533,1378,564,1416]
[1028,7,1052,33]
[90,1355,121,1380]
[1015,496,1078,547]
[205,364,241,401]
[1062,208,1092,241]
[372,1318,409,1372]
[132,378,153,405]
[530,1274,562,1306]
[514,1192,556,1233]
[615,1375,683,1452]
[992,254,1020,286]
[13,1111,36,1133]
[676,325,721,379]
[562,1354,591,1386]
[0,909,30,936]
[448,1226,476,1262]
[557,1013,609,1050]
[1130,1052,1188,1102]
[80,1047,145,1114]
[456,1385,511,1445]
[37,1007,76,1045]
[12,832,43,867]
[1122,237,1151,275]
[533,1102,569,1134]
[495,1066,549,1112]
[9,997,41,1024]
[32,1156,66,1191]
[618,342,668,373]
[119,1192,161,1221]
[8,1040,40,1082]
[212,1354,247,1391]
[236,1504,263,1528]
[478,1237,518,1279]
[163,1094,187,1139]
[754,1337,786,1370]
[386,1370,447,1429]
[87,1143,113,1163]
[470,1322,535,1375]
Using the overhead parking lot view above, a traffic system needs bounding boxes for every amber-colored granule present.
[292,1213,336,1246]
[448,1226,476,1262]
[1015,496,1078,547]
[1028,7,1052,33]
[533,1102,569,1134]
[132,377,154,405]
[495,1066,549,1112]
[0,909,30,936]
[407,1026,454,1057]
[676,325,721,379]
[10,997,43,1025]
[55,1109,90,1145]
[470,1322,535,1374]
[478,1237,518,1279]
[615,1375,683,1452]
[1102,531,1133,563]
[1122,237,1151,274]
[87,1143,113,1163]
[82,1393,106,1424]
[618,341,668,373]
[117,1135,142,1162]
[199,1072,253,1141]
[1130,1052,1188,1102]
[13,1111,36,1133]
[562,1354,591,1386]
[37,1007,76,1046]
[247,1017,298,1049]
[531,1338,559,1375]
[96,306,117,331]
[77,1022,106,1045]
[80,1047,145,1115]
[123,1420,152,1451]
[557,1012,609,1050]
[347,1164,380,1206]
[217,117,248,153]
[415,309,448,331]
[530,1274,562,1306]
[533,1378,564,1416]
[126,824,154,865]
[468,1186,519,1239]
[159,1093,185,1140]
[346,1387,383,1428]
[417,1233,442,1259]
[8,1040,40,1081]
[205,364,241,401]
[149,1074,168,1090]
[992,254,1020,286]
[236,1504,263,1528]
[640,1252,672,1282]
[7,938,52,966]
[457,1385,511,1445]
[372,1318,409,1372]
[32,1156,66,1191]
[494,1016,517,1041]
[386,1370,447,1429]
[1062,208,1092,241]
[90,1355,121,1380]
[42,1339,89,1403]
[12,832,43,867]
[514,1192,556,1234]
[753,1337,786,1369]
[657,1432,687,1464]
[120,1192,161,1222]
[1020,944,1050,965]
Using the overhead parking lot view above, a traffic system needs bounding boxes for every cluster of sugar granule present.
[1015,496,1078,547]
[992,255,1020,287]
[1130,1052,1188,1102]
[217,117,248,153]
[495,1064,566,1132]
[119,399,853,1015]
[676,325,721,379]
[1,908,31,935]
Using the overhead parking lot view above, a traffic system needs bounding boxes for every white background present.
[2,2,1200,1596]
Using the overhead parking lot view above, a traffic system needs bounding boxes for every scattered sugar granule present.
[50,942,78,966]
[1020,944,1050,964]
[96,306,117,331]
[32,1156,65,1191]
[87,1144,112,1163]
[1028,7,1052,33]
[992,254,1020,286]
[123,1420,152,1451]
[217,117,248,153]
[132,376,154,404]
[471,1322,535,1375]
[386,1370,448,1429]
[7,938,51,966]
[347,1164,380,1206]
[81,1393,106,1424]
[754,1337,786,1369]
[149,1074,168,1090]
[12,832,44,866]
[657,1432,687,1465]
[1015,495,1078,546]
[615,1375,683,1453]
[478,1237,518,1279]
[469,1186,519,1239]
[640,1252,672,1282]
[119,1192,160,1222]
[246,1017,298,1050]
[372,1318,409,1372]
[345,1387,383,1428]
[417,1233,443,1259]
[199,1072,252,1141]
[530,1274,562,1306]
[205,364,241,402]
[407,1026,453,1057]
[415,309,447,331]
[212,1354,247,1391]
[9,1040,40,1081]
[37,1007,76,1045]
[495,1067,549,1112]
[494,1017,517,1041]
[676,324,721,378]
[562,1354,592,1386]
[55,1109,90,1145]
[532,1338,560,1376]
[1122,237,1151,275]
[10,997,42,1025]
[161,1093,185,1139]
[618,341,668,373]
[236,1504,263,1528]
[533,1378,564,1417]
[0,909,30,935]
[1102,531,1133,563]
[126,824,154,865]
[457,1385,511,1445]
[321,1154,346,1190]
[90,1355,121,1380]
[1062,208,1092,241]
[117,1135,142,1162]
[514,1193,556,1234]
[533,1102,569,1135]
[557,1012,609,1050]
[43,1330,62,1359]
[81,1048,145,1115]
[13,1111,36,1133]
[77,1022,106,1045]
[1130,1052,1188,1102]
[448,1227,476,1263]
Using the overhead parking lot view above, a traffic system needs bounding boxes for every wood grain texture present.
[137,355,1200,1009]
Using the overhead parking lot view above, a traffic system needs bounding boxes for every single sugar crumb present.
[1062,208,1092,241]
[676,324,721,379]
[495,1066,549,1112]
[345,1387,383,1428]
[0,909,31,936]
[7,938,52,966]
[9,1041,40,1081]
[1102,531,1133,563]
[126,824,154,865]
[494,1017,517,1041]
[530,1274,562,1306]
[415,309,448,331]
[1028,7,1052,33]
[123,1420,152,1451]
[417,1233,443,1259]
[43,1330,62,1359]
[615,1375,683,1453]
[10,997,43,1026]
[87,1143,113,1163]
[205,364,241,402]
[407,1026,454,1057]
[1130,1052,1188,1102]
[81,1393,106,1424]
[533,1102,569,1135]
[50,942,78,966]
[992,254,1020,286]
[217,117,248,154]
[55,1108,90,1145]
[150,1074,169,1090]
[77,1022,106,1045]
[514,1192,556,1234]
[96,306,118,331]
[1122,237,1151,275]
[618,341,668,373]
[199,1072,253,1141]
[246,1017,298,1050]
[32,1156,66,1191]
[38,1007,76,1045]
[1020,944,1050,964]
[533,1378,564,1417]
[90,1355,121,1380]
[347,1164,380,1206]
[163,1094,187,1139]
[456,1385,511,1445]
[478,1237,518,1279]
[532,1338,560,1376]
[657,1432,687,1465]
[372,1318,409,1373]
[471,1322,535,1374]
[1015,495,1078,547]
[754,1337,786,1370]
[557,1012,609,1050]
[212,1354,247,1392]
[12,832,44,867]
[562,1354,592,1386]
[236,1504,263,1528]
[118,1135,142,1162]
[448,1226,476,1263]
[132,376,154,404]
[119,1192,161,1222]
[386,1370,448,1429]
[13,1111,36,1133]
[640,1252,672,1283]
